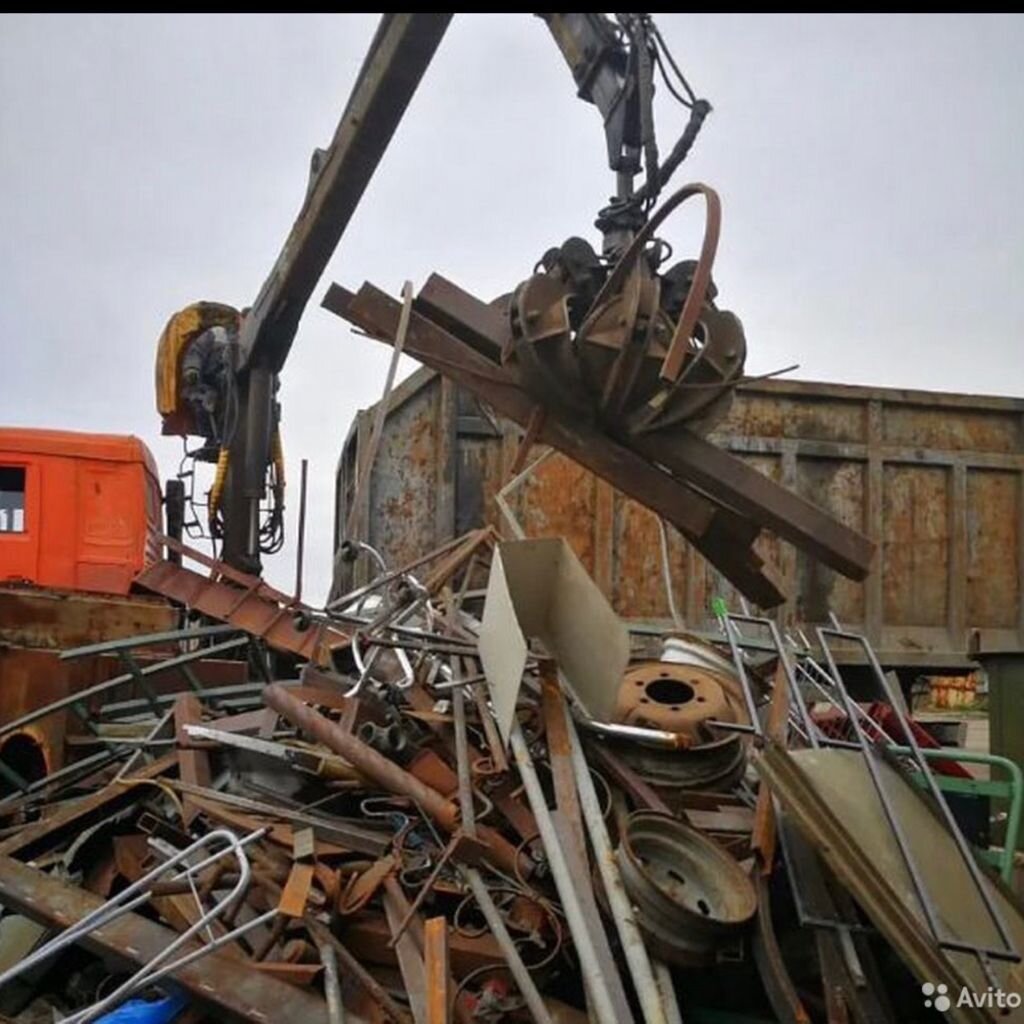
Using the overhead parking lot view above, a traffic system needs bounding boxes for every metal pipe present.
[319,939,346,1024]
[463,867,555,1024]
[564,709,671,1024]
[451,685,476,838]
[1,637,248,741]
[653,961,683,1024]
[509,723,623,1024]
[295,457,309,602]
[572,715,692,748]
[263,684,521,875]
[2,828,271,1022]
[60,623,239,661]
[266,683,452,822]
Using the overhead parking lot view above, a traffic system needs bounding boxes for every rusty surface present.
[134,539,351,665]
[280,862,316,918]
[424,916,452,1024]
[335,364,1024,668]
[325,281,785,607]
[263,684,523,877]
[341,913,505,976]
[614,660,732,736]
[306,916,414,1024]
[0,854,331,1022]
[0,751,178,859]
[0,585,176,650]
[174,693,210,826]
[0,648,74,777]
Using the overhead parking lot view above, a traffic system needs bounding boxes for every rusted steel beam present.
[629,430,874,581]
[263,684,523,877]
[424,916,452,1024]
[539,664,587,874]
[415,274,505,364]
[239,13,451,373]
[0,854,335,1023]
[408,276,872,577]
[322,281,784,607]
[174,693,210,827]
[383,879,428,1024]
[134,555,350,665]
[339,915,505,977]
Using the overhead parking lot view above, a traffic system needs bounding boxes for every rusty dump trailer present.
[335,368,1024,672]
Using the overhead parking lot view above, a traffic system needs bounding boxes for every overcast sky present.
[2,13,1022,602]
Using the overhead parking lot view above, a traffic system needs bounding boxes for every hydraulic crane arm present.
[157,12,711,577]
[239,13,451,375]
[541,13,710,249]
[210,14,448,572]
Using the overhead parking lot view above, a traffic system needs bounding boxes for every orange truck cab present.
[0,427,162,596]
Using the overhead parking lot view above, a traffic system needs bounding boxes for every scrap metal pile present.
[1,531,1022,1024]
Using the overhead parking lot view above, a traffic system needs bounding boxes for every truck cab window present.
[0,467,26,532]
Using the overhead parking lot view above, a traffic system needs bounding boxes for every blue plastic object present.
[94,990,188,1023]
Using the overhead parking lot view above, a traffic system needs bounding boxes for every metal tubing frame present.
[816,626,1019,967]
[0,828,275,1023]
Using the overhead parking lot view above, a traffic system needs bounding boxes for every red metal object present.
[0,427,161,595]
[812,703,971,778]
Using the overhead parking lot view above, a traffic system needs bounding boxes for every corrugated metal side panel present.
[337,372,1024,668]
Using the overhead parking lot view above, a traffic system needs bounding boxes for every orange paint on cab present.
[0,427,161,595]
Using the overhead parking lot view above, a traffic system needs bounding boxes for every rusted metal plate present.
[0,854,333,1022]
[174,693,210,827]
[966,469,1020,629]
[882,465,949,627]
[336,365,1024,669]
[0,586,176,650]
[0,648,74,776]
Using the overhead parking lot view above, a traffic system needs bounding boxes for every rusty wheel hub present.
[615,661,732,736]
[617,810,757,966]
